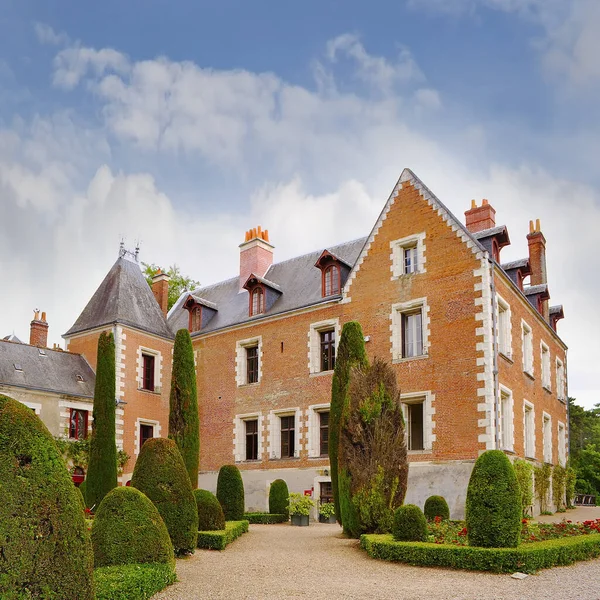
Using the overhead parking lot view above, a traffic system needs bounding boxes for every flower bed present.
[94,563,176,600]
[196,520,249,551]
[244,512,287,524]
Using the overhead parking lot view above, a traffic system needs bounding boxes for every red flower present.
[434,516,442,524]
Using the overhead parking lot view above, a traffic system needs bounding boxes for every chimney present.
[30,310,49,347]
[527,219,549,320]
[152,269,171,317]
[239,226,274,290]
[465,199,496,233]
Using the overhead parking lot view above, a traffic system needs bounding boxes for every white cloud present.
[34,22,69,46]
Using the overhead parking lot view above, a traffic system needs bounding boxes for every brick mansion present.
[0,168,568,517]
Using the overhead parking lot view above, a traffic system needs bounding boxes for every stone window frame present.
[235,336,263,386]
[136,346,163,393]
[306,403,330,458]
[390,232,426,279]
[521,319,534,377]
[267,407,302,460]
[308,319,340,375]
[523,400,536,459]
[59,399,92,440]
[542,411,553,464]
[391,298,430,363]
[555,357,566,402]
[496,294,512,359]
[233,412,264,462]
[540,341,551,391]
[134,417,161,456]
[400,391,435,453]
[498,384,514,452]
[557,421,566,467]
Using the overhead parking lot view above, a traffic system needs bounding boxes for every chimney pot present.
[465,199,496,233]
[239,226,274,290]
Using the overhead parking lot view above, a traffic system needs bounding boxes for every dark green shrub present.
[244,512,287,524]
[566,466,577,507]
[423,495,450,521]
[196,520,249,550]
[0,394,94,599]
[268,479,289,518]
[534,463,552,514]
[330,321,369,527]
[95,563,176,600]
[92,486,174,567]
[79,479,88,506]
[86,331,118,509]
[216,464,245,520]
[194,489,225,531]
[392,505,428,542]
[131,437,198,555]
[553,464,567,511]
[513,459,534,516]
[466,450,521,548]
[168,329,200,487]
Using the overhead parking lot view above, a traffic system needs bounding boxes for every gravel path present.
[154,523,600,600]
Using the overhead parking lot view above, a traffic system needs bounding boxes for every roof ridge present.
[0,338,83,357]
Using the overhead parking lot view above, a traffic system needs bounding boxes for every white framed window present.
[235,336,262,386]
[233,412,264,462]
[306,403,330,458]
[308,319,340,374]
[543,412,552,464]
[134,418,161,456]
[541,342,551,390]
[19,399,42,415]
[496,295,512,358]
[499,385,514,451]
[136,346,162,393]
[391,298,429,362]
[267,408,302,459]
[523,400,535,459]
[400,391,435,452]
[521,320,533,376]
[556,358,565,401]
[390,232,426,278]
[558,422,566,467]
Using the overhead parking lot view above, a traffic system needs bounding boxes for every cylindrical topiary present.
[92,486,174,568]
[131,437,198,555]
[0,394,95,599]
[423,495,450,521]
[168,329,200,487]
[194,489,226,531]
[216,464,245,520]
[466,450,521,548]
[268,479,289,518]
[392,504,428,542]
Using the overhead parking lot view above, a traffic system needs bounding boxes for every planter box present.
[319,514,337,524]
[291,514,310,527]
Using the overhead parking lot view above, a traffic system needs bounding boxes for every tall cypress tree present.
[329,321,368,528]
[86,331,118,509]
[168,328,200,487]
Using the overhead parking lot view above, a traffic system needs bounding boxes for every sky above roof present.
[1,0,598,408]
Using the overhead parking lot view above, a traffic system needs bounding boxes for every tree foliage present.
[86,331,118,510]
[338,357,408,538]
[216,465,245,521]
[329,321,368,528]
[194,489,225,531]
[143,263,201,311]
[168,329,200,486]
[568,397,600,495]
[513,459,534,517]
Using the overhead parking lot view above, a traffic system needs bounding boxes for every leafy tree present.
[330,321,368,528]
[143,263,201,310]
[168,329,200,486]
[574,445,600,495]
[568,397,600,494]
[86,331,118,510]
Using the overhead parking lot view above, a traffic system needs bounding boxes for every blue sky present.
[1,0,599,408]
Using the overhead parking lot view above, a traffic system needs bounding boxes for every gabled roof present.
[242,274,282,293]
[0,340,95,398]
[185,294,218,311]
[524,284,549,297]
[64,256,173,339]
[501,258,529,271]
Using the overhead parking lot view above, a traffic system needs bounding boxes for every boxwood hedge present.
[94,563,176,600]
[194,489,225,531]
[423,495,450,521]
[268,479,289,519]
[392,505,427,542]
[244,513,288,524]
[216,465,245,521]
[197,520,249,550]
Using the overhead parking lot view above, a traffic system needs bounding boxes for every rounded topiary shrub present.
[423,495,450,521]
[216,465,245,521]
[0,394,94,599]
[268,479,289,518]
[131,437,198,555]
[194,489,225,531]
[466,450,521,548]
[92,486,174,567]
[392,504,428,542]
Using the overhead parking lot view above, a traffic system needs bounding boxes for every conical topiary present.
[194,489,226,531]
[131,437,198,555]
[216,465,245,520]
[0,394,94,599]
[269,479,289,518]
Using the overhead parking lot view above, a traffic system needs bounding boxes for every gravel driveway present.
[154,523,600,600]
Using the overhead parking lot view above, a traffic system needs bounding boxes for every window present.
[391,233,426,278]
[323,265,341,296]
[142,353,155,391]
[246,346,259,384]
[402,311,423,358]
[320,330,336,372]
[280,415,295,458]
[556,359,565,401]
[541,343,551,390]
[191,306,202,332]
[405,402,424,450]
[319,411,329,456]
[497,296,511,358]
[523,402,535,458]
[392,299,428,362]
[522,321,533,375]
[499,386,513,451]
[245,419,259,460]
[69,409,88,440]
[401,392,434,452]
[250,287,264,316]
[320,481,333,504]
[140,424,154,448]
[543,413,552,464]
[404,245,418,274]
[558,422,566,467]
[236,337,262,386]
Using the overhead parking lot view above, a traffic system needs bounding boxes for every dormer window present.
[314,250,351,298]
[250,287,265,316]
[183,294,218,333]
[243,273,281,317]
[191,306,201,332]
[323,265,341,296]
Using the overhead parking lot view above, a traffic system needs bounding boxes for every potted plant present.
[318,501,336,524]
[289,492,314,526]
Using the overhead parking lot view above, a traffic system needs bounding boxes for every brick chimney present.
[465,199,496,233]
[527,219,549,320]
[239,226,274,290]
[152,269,171,316]
[30,310,49,347]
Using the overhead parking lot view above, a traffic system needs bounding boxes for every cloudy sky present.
[1,0,598,408]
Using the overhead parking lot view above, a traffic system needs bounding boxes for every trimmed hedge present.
[361,533,600,573]
[131,438,198,556]
[95,563,176,600]
[194,489,225,531]
[216,465,245,520]
[244,512,288,524]
[466,450,521,548]
[424,495,450,521]
[392,505,427,542]
[92,486,174,568]
[0,394,95,599]
[197,520,249,551]
[269,479,289,519]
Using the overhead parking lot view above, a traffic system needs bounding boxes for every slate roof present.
[472,225,509,240]
[2,334,22,343]
[550,305,564,316]
[64,256,173,339]
[524,284,549,296]
[501,258,529,271]
[168,237,367,335]
[0,340,95,398]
